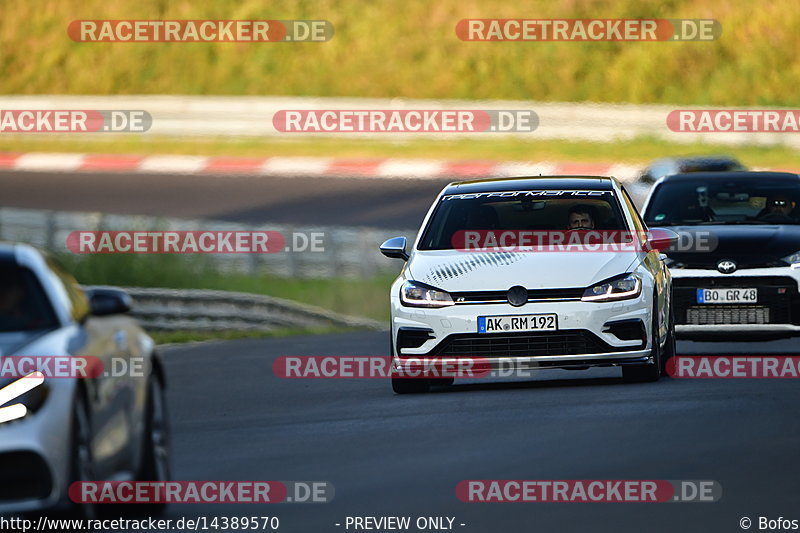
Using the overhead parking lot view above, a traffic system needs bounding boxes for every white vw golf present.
[381,176,676,393]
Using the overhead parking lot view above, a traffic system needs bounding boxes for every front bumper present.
[391,292,655,371]
[0,379,74,515]
[670,266,800,334]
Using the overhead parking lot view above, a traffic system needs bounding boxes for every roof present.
[661,171,800,182]
[652,155,742,165]
[442,175,615,195]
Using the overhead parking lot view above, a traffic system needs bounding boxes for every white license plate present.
[478,314,558,333]
[696,288,758,304]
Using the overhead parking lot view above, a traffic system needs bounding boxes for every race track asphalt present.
[158,332,800,533]
[1,171,451,229]
[0,170,652,229]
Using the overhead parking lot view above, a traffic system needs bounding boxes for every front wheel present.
[622,300,662,383]
[69,391,98,518]
[430,377,455,388]
[135,374,171,514]
[661,301,676,375]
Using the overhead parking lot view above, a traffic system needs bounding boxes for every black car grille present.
[450,287,584,304]
[673,276,795,325]
[423,330,632,358]
[686,306,769,325]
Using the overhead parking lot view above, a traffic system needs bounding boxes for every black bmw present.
[643,171,800,336]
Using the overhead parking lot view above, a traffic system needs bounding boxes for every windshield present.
[418,190,629,250]
[0,261,59,333]
[644,177,800,226]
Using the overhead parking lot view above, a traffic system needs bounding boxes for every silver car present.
[0,243,169,516]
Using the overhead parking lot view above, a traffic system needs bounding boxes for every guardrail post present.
[285,225,298,277]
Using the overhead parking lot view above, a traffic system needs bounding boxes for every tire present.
[389,333,432,394]
[69,391,98,518]
[622,299,662,383]
[134,374,171,514]
[430,377,455,388]
[392,377,431,394]
[661,301,676,375]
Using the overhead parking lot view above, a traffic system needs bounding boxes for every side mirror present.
[647,228,680,253]
[87,288,133,316]
[380,236,409,261]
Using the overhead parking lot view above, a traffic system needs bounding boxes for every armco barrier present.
[1,95,797,147]
[85,286,387,332]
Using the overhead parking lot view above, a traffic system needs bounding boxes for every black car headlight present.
[582,274,642,302]
[400,280,454,308]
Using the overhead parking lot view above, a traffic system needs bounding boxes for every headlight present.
[581,274,642,302]
[0,372,46,424]
[400,280,454,308]
[782,251,800,268]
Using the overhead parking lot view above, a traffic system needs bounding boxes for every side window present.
[45,256,90,322]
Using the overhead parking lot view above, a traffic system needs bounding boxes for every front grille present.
[451,287,584,304]
[686,306,769,325]
[673,276,796,325]
[424,330,630,358]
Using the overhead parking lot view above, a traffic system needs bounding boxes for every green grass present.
[3,134,800,170]
[2,0,800,105]
[58,253,397,322]
[150,326,354,345]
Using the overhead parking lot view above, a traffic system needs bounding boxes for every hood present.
[407,250,640,292]
[664,224,800,268]
[0,326,77,358]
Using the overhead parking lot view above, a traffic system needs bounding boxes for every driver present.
[761,195,796,218]
[567,204,598,230]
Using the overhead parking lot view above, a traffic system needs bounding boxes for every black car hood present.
[663,224,800,269]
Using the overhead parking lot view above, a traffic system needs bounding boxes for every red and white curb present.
[0,152,642,181]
